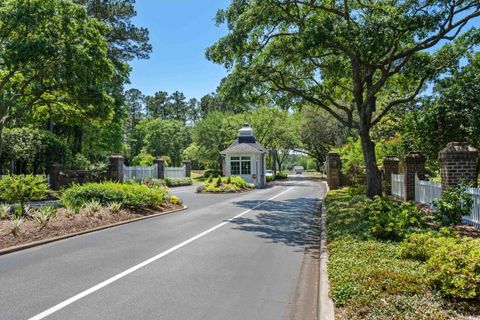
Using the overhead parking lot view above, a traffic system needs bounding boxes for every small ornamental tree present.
[207,0,480,197]
[0,175,49,216]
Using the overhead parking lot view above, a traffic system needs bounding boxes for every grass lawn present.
[191,172,208,185]
[326,188,480,320]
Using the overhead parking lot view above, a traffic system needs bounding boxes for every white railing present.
[465,187,480,227]
[415,175,442,209]
[391,173,404,199]
[164,166,186,178]
[123,164,157,181]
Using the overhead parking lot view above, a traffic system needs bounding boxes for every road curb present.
[318,192,335,320]
[0,205,188,256]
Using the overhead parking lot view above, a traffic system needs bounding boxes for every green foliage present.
[0,204,11,220]
[402,52,480,163]
[203,169,222,178]
[72,154,92,170]
[327,187,480,317]
[164,177,193,187]
[134,118,191,166]
[5,219,23,237]
[426,237,480,299]
[266,176,274,182]
[400,231,480,299]
[61,182,168,210]
[34,206,57,228]
[199,176,253,193]
[328,237,428,306]
[0,175,48,215]
[274,171,288,180]
[131,152,155,166]
[434,182,473,226]
[84,200,102,217]
[107,202,122,214]
[365,197,425,241]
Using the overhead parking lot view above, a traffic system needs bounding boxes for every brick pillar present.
[108,155,124,183]
[404,152,425,201]
[326,152,341,190]
[47,163,62,190]
[439,142,479,192]
[154,157,165,179]
[182,160,191,178]
[383,156,400,196]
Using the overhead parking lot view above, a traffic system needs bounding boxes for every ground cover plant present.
[197,176,254,193]
[326,187,480,319]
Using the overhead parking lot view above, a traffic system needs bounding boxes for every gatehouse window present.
[230,156,251,175]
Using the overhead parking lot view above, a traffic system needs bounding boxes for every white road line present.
[28,186,295,320]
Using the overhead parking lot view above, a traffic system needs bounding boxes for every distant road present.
[0,178,325,320]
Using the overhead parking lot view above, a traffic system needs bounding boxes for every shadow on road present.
[231,198,321,255]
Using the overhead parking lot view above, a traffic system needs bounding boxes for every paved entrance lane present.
[0,179,325,320]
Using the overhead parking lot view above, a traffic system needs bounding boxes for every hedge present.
[61,182,169,210]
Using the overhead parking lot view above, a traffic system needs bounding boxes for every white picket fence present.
[464,187,480,227]
[391,173,404,199]
[413,174,480,227]
[165,166,186,178]
[123,164,158,181]
[415,175,442,209]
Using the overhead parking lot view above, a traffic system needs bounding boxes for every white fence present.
[164,166,186,178]
[391,173,404,199]
[415,175,442,209]
[464,187,480,227]
[123,164,186,181]
[123,164,158,181]
[413,175,480,227]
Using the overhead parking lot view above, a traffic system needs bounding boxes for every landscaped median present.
[0,179,184,252]
[196,176,255,193]
[326,187,480,319]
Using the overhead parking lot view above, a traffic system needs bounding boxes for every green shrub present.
[0,204,11,219]
[72,153,91,170]
[266,175,273,182]
[5,218,23,236]
[61,182,168,210]
[107,201,122,214]
[34,206,57,228]
[365,197,424,241]
[434,181,473,226]
[215,177,222,187]
[427,237,480,299]
[399,229,459,261]
[164,177,193,187]
[0,175,48,216]
[203,169,221,178]
[275,171,288,180]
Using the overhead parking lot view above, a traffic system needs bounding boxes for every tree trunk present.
[359,130,382,198]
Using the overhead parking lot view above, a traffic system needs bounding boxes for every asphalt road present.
[0,178,326,320]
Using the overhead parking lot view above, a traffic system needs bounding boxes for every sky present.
[127,0,231,100]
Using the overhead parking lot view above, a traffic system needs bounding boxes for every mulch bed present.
[0,203,183,251]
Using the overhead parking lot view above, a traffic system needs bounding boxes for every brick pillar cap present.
[439,142,478,159]
[155,157,164,162]
[109,154,124,159]
[383,155,400,162]
[405,152,425,163]
[182,160,191,163]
